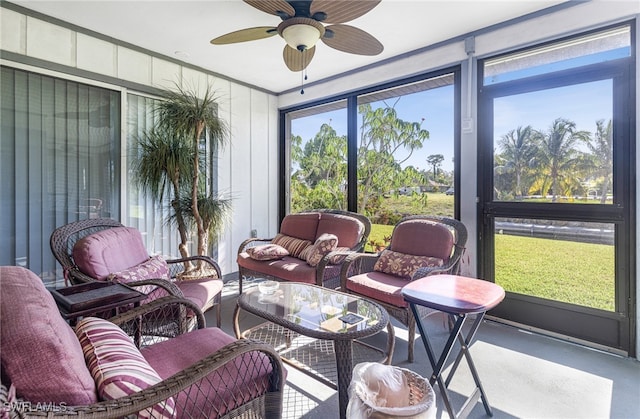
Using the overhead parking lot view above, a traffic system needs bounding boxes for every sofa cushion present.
[108,255,169,294]
[272,234,313,259]
[374,249,444,280]
[237,254,317,284]
[72,227,150,279]
[279,212,320,242]
[75,317,176,418]
[316,213,365,249]
[305,233,339,267]
[390,220,455,260]
[0,266,98,405]
[247,244,290,261]
[142,327,275,418]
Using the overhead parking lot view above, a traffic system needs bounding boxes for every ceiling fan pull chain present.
[300,70,305,94]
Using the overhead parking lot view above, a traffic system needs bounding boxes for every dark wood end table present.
[402,274,505,419]
[49,281,146,325]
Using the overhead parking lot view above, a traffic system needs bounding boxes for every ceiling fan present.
[210,0,384,72]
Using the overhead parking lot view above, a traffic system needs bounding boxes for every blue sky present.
[291,85,456,172]
[291,77,612,174]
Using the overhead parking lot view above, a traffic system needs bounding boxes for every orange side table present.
[402,274,505,419]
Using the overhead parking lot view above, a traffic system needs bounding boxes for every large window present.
[0,66,120,282]
[479,23,634,353]
[283,70,459,252]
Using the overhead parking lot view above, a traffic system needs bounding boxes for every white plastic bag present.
[347,362,435,419]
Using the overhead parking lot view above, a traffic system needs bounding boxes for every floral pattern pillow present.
[305,233,339,267]
[107,255,170,294]
[373,249,444,280]
[247,244,290,261]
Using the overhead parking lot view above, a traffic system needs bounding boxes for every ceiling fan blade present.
[322,24,383,55]
[283,45,315,71]
[211,27,278,45]
[310,0,381,24]
[243,0,295,18]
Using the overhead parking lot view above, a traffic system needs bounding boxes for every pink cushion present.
[0,266,98,405]
[237,254,317,284]
[108,255,170,294]
[305,233,338,267]
[75,317,176,418]
[316,213,365,249]
[272,234,312,259]
[175,278,224,310]
[346,271,409,308]
[391,220,455,260]
[373,249,444,280]
[247,244,290,261]
[279,213,320,241]
[72,227,150,279]
[142,328,275,418]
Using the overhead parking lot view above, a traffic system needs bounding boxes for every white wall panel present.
[249,90,271,241]
[210,76,234,273]
[1,8,25,54]
[26,17,75,66]
[228,84,253,273]
[181,67,209,96]
[117,47,151,85]
[76,34,116,77]
[152,57,181,90]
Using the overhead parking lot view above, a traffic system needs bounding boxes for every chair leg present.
[408,316,416,363]
[215,302,222,328]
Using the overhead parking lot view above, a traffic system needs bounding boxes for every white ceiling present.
[13,0,569,94]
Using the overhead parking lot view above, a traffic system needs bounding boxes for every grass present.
[495,234,615,311]
[366,193,615,311]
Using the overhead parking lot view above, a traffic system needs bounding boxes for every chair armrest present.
[166,255,222,279]
[237,238,275,254]
[314,249,355,288]
[125,278,184,298]
[413,250,464,280]
[339,252,380,291]
[108,296,206,342]
[26,340,285,418]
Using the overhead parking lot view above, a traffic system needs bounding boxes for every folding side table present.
[401,274,505,419]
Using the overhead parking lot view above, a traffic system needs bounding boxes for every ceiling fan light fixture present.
[278,17,325,52]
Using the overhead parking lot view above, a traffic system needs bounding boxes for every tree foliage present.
[494,118,611,202]
[133,84,230,270]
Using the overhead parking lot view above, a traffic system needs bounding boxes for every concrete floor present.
[211,277,640,419]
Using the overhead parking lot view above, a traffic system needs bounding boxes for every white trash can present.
[347,362,436,418]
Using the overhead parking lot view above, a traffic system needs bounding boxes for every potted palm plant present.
[133,83,231,276]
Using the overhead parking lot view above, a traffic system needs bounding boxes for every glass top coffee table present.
[233,281,394,419]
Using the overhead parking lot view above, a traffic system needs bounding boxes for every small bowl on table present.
[258,280,280,295]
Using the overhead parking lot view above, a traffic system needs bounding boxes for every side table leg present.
[410,304,466,419]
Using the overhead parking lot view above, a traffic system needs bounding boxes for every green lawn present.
[366,194,615,311]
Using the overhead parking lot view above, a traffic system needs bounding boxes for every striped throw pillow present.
[75,317,176,418]
[272,233,312,259]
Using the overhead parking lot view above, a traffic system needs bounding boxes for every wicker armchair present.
[340,215,468,362]
[237,209,371,292]
[0,266,285,419]
[50,218,223,327]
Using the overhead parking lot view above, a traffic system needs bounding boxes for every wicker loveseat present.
[0,266,285,418]
[50,218,224,327]
[237,209,371,293]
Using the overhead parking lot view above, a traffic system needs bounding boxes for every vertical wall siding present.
[0,7,279,275]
